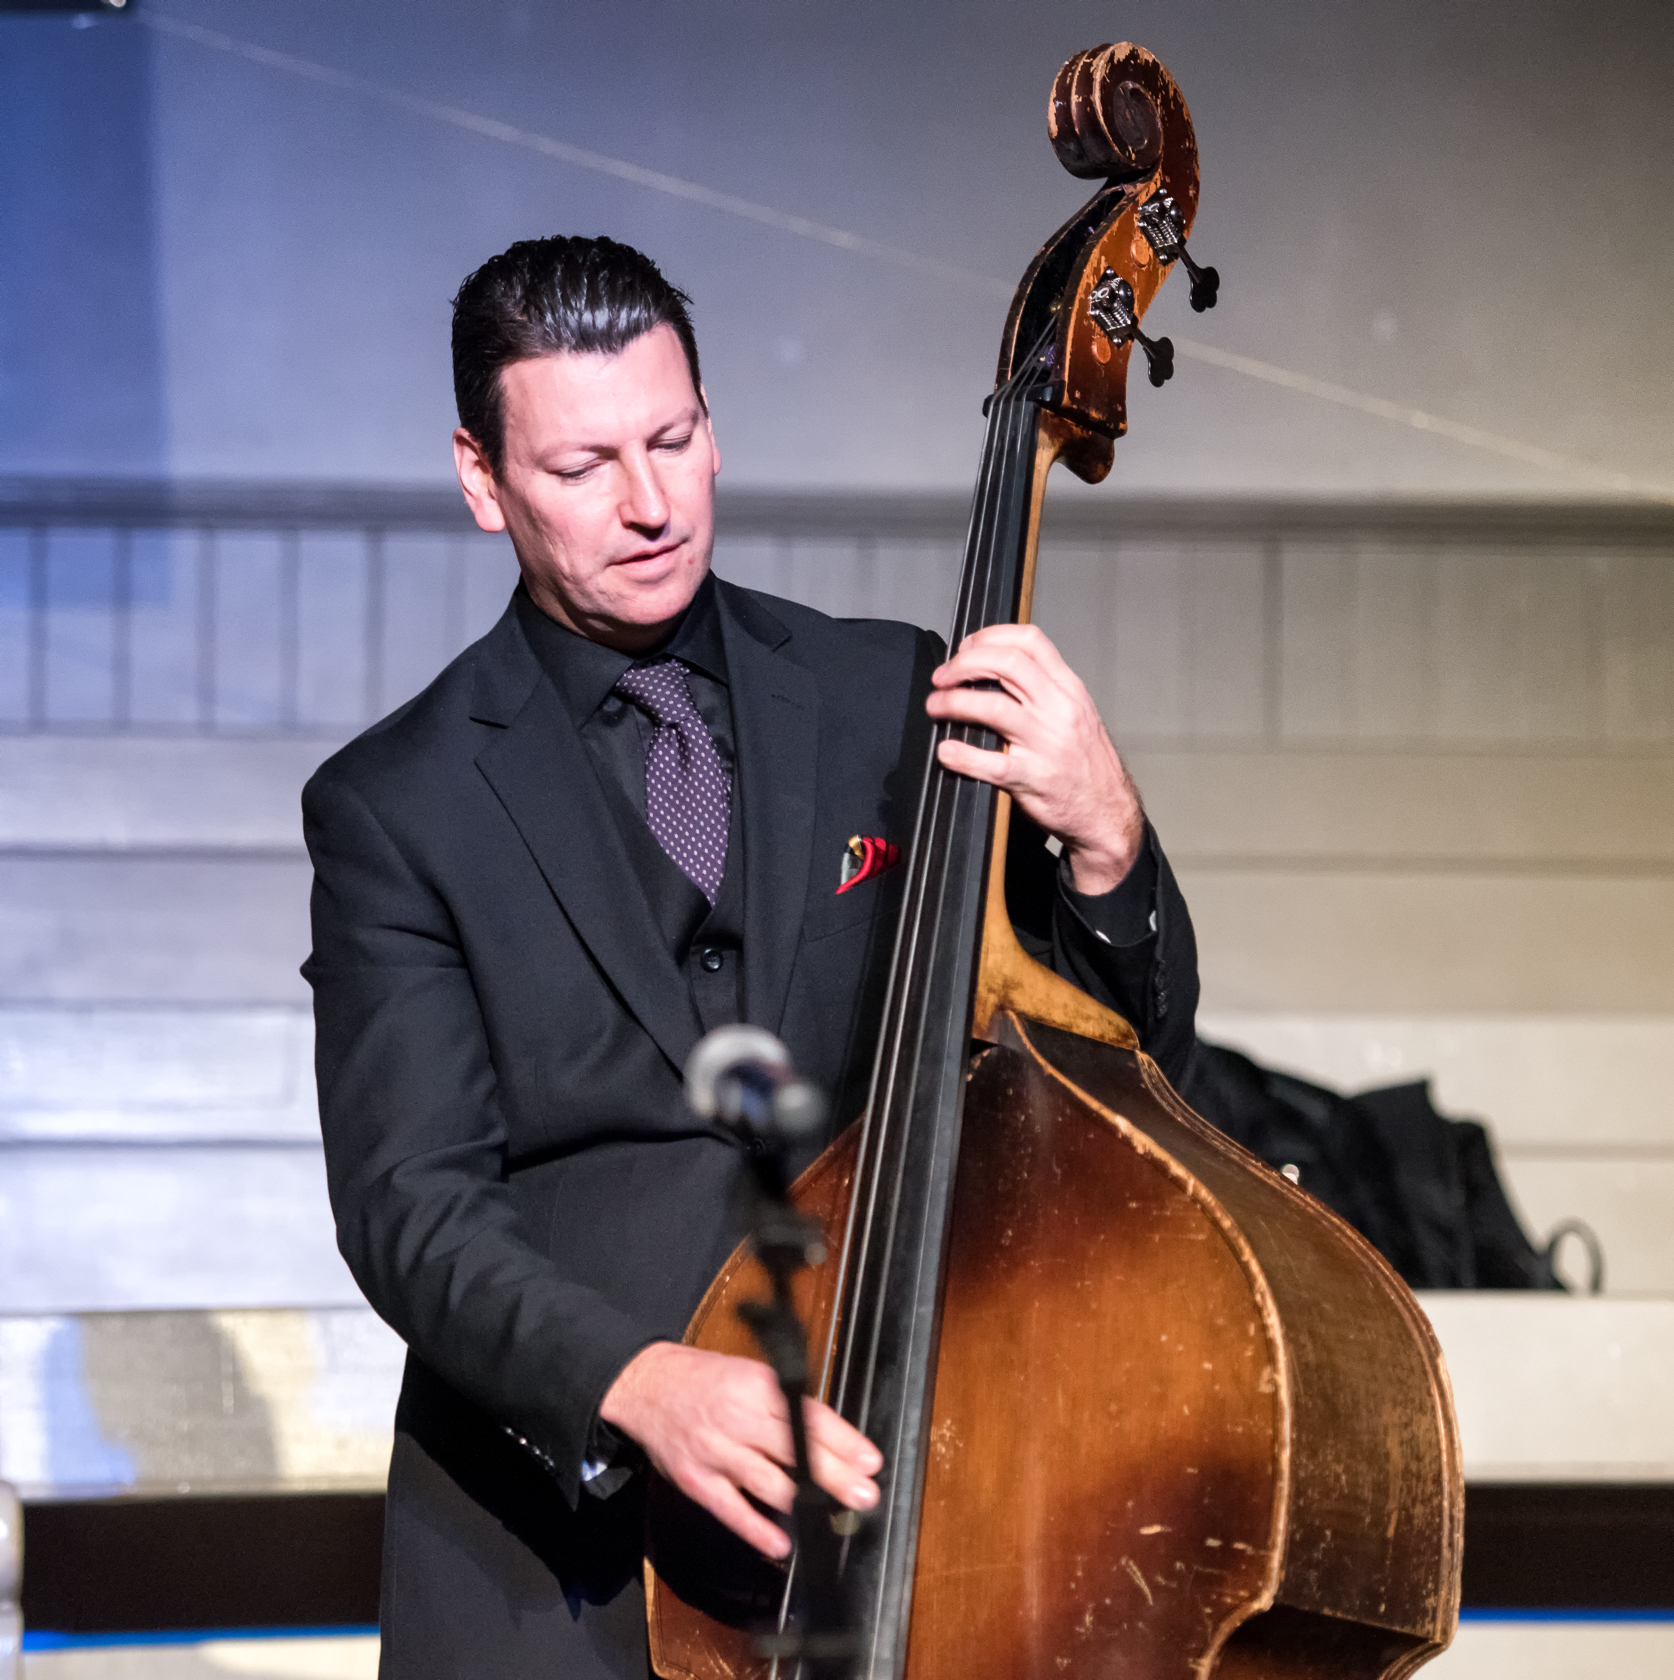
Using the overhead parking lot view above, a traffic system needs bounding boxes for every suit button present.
[700,948,725,973]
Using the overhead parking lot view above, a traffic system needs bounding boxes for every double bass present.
[650,42,1463,1680]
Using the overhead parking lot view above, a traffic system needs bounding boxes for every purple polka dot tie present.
[614,659,732,905]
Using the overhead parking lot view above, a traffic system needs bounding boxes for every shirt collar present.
[514,571,728,728]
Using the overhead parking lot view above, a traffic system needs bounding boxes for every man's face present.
[454,323,720,651]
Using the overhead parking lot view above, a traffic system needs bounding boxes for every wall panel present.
[0,527,28,724]
[43,529,118,726]
[213,532,285,729]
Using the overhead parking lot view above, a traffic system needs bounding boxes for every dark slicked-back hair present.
[451,235,703,471]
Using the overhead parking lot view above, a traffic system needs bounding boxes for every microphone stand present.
[724,1069,856,1680]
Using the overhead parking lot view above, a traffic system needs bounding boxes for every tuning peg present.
[1142,331,1176,385]
[1182,252,1219,313]
[1136,191,1220,313]
[1087,269,1175,387]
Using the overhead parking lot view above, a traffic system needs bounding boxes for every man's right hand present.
[599,1341,883,1559]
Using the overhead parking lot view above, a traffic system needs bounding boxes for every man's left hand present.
[925,623,1143,897]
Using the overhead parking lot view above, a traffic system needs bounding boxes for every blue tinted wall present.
[2,2,1671,493]
[0,15,166,474]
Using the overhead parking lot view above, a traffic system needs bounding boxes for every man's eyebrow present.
[649,407,703,437]
[534,407,703,464]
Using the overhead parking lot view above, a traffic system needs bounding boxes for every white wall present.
[3,1,1671,495]
[2,503,1670,1309]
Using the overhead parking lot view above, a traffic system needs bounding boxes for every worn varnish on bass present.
[648,41,1464,1680]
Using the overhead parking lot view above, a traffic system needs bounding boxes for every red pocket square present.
[836,835,901,894]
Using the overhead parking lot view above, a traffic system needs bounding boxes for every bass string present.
[825,381,1028,1425]
[833,373,1043,1460]
[841,386,1042,1648]
[827,321,1054,1435]
[824,388,1021,1429]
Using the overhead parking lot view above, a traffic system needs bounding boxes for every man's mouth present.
[616,540,684,569]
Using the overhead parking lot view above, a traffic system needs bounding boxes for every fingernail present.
[852,1482,879,1509]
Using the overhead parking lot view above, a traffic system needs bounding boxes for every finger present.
[802,1403,883,1507]
[933,624,1072,689]
[932,637,1048,698]
[728,1387,797,1471]
[924,685,1032,741]
[807,1450,880,1512]
[723,1445,799,1516]
[802,1401,884,1473]
[932,639,1077,714]
[805,1441,882,1511]
[939,622,1056,662]
[936,738,1014,786]
[933,622,1046,674]
[685,1469,793,1560]
[965,622,1070,670]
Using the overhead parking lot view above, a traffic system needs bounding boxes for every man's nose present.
[620,451,671,532]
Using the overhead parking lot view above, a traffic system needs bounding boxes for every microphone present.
[684,1025,827,1148]
[683,1030,856,1665]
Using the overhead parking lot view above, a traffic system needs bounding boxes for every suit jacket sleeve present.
[303,764,659,1505]
[1005,806,1200,1088]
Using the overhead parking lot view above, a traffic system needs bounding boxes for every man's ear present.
[699,387,721,478]
[454,428,508,534]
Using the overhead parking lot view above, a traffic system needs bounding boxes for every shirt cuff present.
[1055,827,1159,950]
[579,1415,637,1500]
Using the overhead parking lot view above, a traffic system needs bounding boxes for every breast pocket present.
[800,849,905,945]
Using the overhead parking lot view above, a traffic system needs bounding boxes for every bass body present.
[653,1014,1461,1680]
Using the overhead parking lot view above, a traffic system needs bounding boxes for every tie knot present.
[615,659,697,727]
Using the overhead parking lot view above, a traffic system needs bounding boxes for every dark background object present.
[19,1486,1673,1631]
[21,1494,383,1634]
[1461,1486,1674,1612]
[1182,1040,1578,1290]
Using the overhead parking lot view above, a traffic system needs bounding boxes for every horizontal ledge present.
[0,845,309,862]
[8,847,1673,874]
[5,728,1672,757]
[0,1131,320,1146]
[0,1137,326,1153]
[0,726,352,743]
[7,1135,1671,1160]
[2,479,1673,543]
[1464,1465,1674,1484]
[1173,853,1674,878]
[15,1486,1673,1625]
[0,1001,310,1016]
[16,1470,1671,1500]
[15,1476,389,1503]
[1497,1145,1674,1163]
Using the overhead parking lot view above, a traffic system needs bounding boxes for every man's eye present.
[554,464,595,482]
[655,433,694,454]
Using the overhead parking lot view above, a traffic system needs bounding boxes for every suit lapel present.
[470,614,704,1076]
[717,583,819,1035]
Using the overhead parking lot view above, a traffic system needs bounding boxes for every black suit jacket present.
[303,578,1199,1678]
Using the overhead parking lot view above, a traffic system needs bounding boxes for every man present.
[304,235,1198,1679]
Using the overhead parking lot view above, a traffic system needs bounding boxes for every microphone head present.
[771,1078,828,1144]
[685,1024,792,1122]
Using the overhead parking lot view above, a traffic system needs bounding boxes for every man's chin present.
[595,567,709,643]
